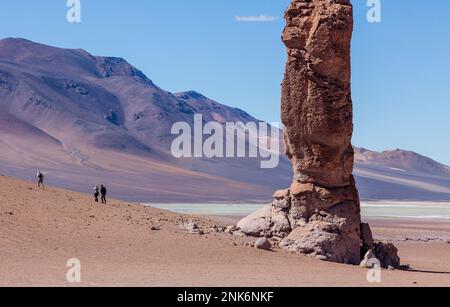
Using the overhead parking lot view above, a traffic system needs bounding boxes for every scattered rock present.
[216,227,226,233]
[225,225,238,235]
[180,221,204,235]
[208,225,226,233]
[255,238,272,251]
[373,240,401,269]
[184,221,198,231]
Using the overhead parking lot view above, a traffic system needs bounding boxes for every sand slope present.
[1,175,450,287]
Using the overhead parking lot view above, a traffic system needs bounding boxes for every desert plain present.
[1,175,450,287]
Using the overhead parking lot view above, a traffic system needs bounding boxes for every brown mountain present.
[353,148,450,201]
[355,147,450,177]
[0,38,449,202]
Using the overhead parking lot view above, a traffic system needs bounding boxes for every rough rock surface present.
[281,0,355,188]
[361,222,375,251]
[236,0,399,266]
[255,238,272,251]
[372,241,401,269]
[236,205,272,237]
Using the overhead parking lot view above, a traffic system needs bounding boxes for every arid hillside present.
[0,38,449,202]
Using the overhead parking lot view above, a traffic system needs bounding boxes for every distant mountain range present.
[1,38,449,202]
[353,148,450,201]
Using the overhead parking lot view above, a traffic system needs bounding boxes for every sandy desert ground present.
[1,175,450,287]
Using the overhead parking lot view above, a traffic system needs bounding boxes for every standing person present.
[37,170,45,189]
[93,185,99,203]
[100,185,107,204]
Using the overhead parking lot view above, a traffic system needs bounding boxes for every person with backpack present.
[93,185,99,203]
[37,170,45,189]
[100,185,107,204]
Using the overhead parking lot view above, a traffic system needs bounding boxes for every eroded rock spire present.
[235,0,382,265]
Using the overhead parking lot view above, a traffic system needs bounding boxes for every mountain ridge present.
[0,38,449,202]
[355,147,450,177]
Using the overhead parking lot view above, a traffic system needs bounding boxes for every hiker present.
[100,185,107,204]
[93,185,99,203]
[37,170,44,189]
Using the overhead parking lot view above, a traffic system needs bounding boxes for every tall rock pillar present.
[237,0,363,264]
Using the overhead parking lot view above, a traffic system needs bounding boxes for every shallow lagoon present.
[149,202,450,220]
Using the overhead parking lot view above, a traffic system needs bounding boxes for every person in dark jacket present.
[93,185,99,203]
[100,185,107,204]
[37,170,45,189]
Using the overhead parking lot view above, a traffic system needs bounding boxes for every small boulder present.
[225,225,237,234]
[181,221,204,235]
[255,238,272,251]
[186,221,199,231]
[214,226,225,233]
[236,205,272,237]
[373,240,401,269]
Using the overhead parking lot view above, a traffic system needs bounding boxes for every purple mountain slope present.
[0,38,449,202]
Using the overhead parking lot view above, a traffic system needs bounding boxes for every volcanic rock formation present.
[236,0,399,266]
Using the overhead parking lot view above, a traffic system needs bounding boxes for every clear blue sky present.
[1,1,449,165]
